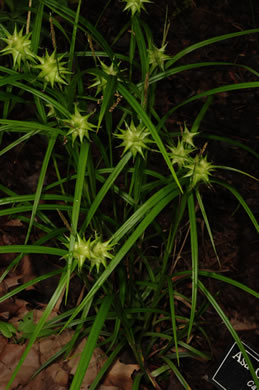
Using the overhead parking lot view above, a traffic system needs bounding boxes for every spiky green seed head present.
[35,50,71,88]
[148,43,170,71]
[64,104,97,144]
[46,103,56,118]
[90,235,114,273]
[182,123,199,148]
[89,59,120,95]
[66,233,114,273]
[99,59,118,77]
[122,0,152,16]
[0,25,36,70]
[116,120,152,159]
[168,140,194,168]
[184,155,214,188]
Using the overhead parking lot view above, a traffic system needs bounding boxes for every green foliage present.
[0,1,258,389]
[0,320,16,338]
[17,312,35,337]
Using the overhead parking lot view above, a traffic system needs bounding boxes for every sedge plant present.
[0,0,258,389]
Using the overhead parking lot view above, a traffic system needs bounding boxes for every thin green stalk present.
[187,192,198,341]
[25,135,57,244]
[69,295,113,390]
[66,140,90,300]
[168,277,180,366]
[68,0,81,73]
[81,151,132,231]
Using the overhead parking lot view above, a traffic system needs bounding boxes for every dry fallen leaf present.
[0,308,140,390]
[67,338,107,385]
[22,363,69,390]
[0,342,39,389]
[0,332,71,389]
[103,359,140,390]
[230,317,257,331]
[4,219,24,227]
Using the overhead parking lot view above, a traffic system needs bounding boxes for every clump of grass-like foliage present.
[0,0,258,388]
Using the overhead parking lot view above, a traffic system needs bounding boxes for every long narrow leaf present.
[0,119,63,135]
[0,204,83,217]
[0,269,62,303]
[158,81,259,131]
[173,270,259,298]
[70,295,113,390]
[82,151,132,230]
[66,140,90,299]
[0,130,40,157]
[214,165,259,182]
[112,183,179,244]
[195,189,219,264]
[132,16,148,81]
[88,342,124,390]
[187,192,198,341]
[68,0,81,72]
[0,194,73,206]
[167,29,259,67]
[41,0,114,59]
[11,82,71,117]
[31,2,44,53]
[140,61,259,87]
[25,135,57,244]
[211,179,259,232]
[168,277,180,366]
[0,245,66,256]
[202,133,259,159]
[161,356,191,390]
[191,96,213,134]
[97,75,117,131]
